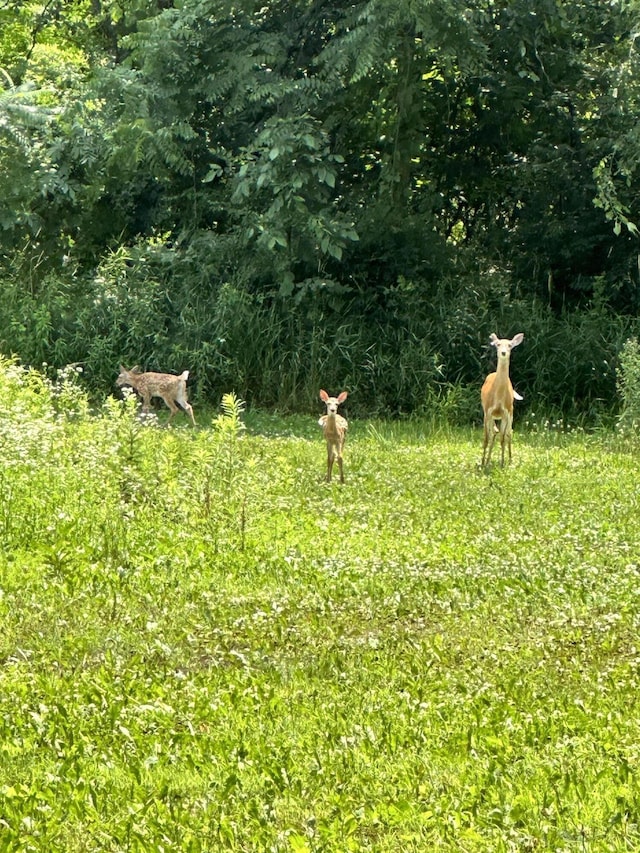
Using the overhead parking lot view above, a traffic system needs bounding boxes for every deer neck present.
[325,411,340,435]
[492,357,514,403]
[495,357,511,384]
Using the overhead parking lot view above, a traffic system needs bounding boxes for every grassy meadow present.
[0,361,639,851]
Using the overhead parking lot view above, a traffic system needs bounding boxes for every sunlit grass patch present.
[1,362,640,849]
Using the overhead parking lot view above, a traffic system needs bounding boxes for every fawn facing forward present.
[318,390,348,483]
[116,366,196,426]
[481,333,524,469]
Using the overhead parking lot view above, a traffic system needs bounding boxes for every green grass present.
[0,364,639,851]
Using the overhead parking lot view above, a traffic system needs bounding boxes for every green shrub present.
[617,336,640,433]
[1,240,639,424]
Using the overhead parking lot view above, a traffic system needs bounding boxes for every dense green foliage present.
[616,335,640,431]
[1,361,640,850]
[1,1,640,417]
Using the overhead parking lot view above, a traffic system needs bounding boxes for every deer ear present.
[489,333,499,347]
[511,333,524,347]
[337,391,348,403]
[320,390,329,401]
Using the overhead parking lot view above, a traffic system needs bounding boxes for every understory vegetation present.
[1,360,639,851]
[0,243,636,423]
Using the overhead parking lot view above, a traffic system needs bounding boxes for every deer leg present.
[506,414,513,463]
[483,417,497,468]
[326,448,334,482]
[176,391,196,426]
[481,418,489,467]
[497,415,513,466]
[498,419,505,467]
[164,398,180,424]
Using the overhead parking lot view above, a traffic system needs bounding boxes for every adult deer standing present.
[481,333,524,469]
[319,390,348,483]
[116,366,196,426]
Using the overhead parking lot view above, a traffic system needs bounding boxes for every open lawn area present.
[0,370,639,851]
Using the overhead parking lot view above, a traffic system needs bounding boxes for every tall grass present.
[0,359,639,850]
